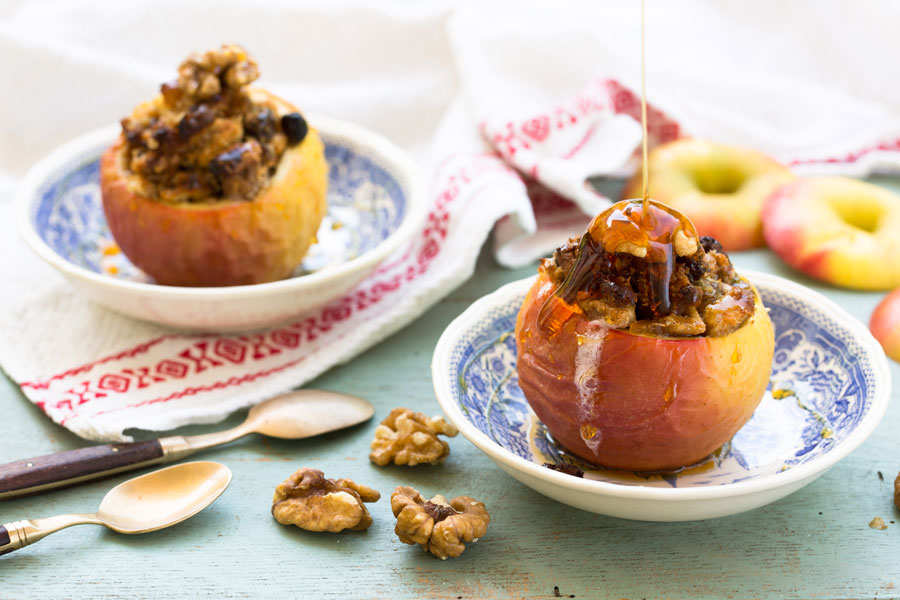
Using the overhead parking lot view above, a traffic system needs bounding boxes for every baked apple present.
[101,44,327,287]
[516,199,774,471]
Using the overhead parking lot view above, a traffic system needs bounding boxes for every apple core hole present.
[692,167,746,195]
[832,198,881,233]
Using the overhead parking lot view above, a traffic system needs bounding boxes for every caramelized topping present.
[538,199,755,338]
[119,44,307,204]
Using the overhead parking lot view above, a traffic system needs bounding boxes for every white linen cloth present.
[1,0,899,441]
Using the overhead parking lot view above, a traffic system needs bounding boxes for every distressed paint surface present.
[2,181,900,599]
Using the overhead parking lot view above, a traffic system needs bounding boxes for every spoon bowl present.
[245,389,375,439]
[98,462,232,534]
[0,461,232,555]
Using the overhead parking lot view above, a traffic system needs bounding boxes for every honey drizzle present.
[640,0,649,205]
[537,2,699,336]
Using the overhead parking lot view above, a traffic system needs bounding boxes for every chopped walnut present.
[869,516,888,530]
[390,486,490,560]
[673,230,698,257]
[369,408,458,466]
[271,468,380,532]
[544,229,754,338]
[120,44,300,204]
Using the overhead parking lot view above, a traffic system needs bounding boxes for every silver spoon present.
[0,461,231,555]
[0,389,373,500]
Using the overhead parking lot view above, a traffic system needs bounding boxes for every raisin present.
[281,112,308,146]
[700,236,723,253]
[210,141,259,178]
[244,107,276,140]
[177,105,215,141]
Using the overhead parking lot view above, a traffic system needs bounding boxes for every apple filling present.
[542,233,755,338]
[119,44,306,204]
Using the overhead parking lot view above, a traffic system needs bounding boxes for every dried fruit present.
[281,112,309,146]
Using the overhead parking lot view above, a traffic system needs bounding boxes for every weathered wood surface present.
[1,197,899,599]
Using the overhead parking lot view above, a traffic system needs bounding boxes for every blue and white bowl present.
[16,115,423,332]
[432,272,891,521]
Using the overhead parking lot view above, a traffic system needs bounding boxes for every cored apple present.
[622,139,794,251]
[100,91,328,287]
[762,177,900,291]
[516,271,774,472]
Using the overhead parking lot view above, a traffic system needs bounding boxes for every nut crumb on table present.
[390,485,489,560]
[869,516,888,530]
[369,408,458,466]
[272,468,380,532]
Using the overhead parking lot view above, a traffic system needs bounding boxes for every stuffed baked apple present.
[516,199,774,471]
[101,44,327,287]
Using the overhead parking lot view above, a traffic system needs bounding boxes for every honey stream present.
[537,2,699,336]
[640,0,649,204]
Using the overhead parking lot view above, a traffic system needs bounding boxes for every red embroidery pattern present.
[482,78,683,167]
[788,138,900,167]
[602,80,682,147]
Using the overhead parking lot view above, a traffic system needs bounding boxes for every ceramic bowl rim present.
[15,114,425,300]
[432,270,891,502]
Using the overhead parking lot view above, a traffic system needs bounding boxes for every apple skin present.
[100,94,327,287]
[622,139,794,251]
[870,287,900,363]
[762,177,900,291]
[515,272,774,472]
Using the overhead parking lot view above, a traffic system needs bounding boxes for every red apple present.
[762,177,900,291]
[516,271,774,471]
[870,287,900,363]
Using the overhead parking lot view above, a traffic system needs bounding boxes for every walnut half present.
[369,408,458,466]
[391,486,490,559]
[272,468,380,532]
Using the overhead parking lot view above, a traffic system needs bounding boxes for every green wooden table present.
[2,182,899,599]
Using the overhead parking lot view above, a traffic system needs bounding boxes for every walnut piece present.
[673,229,698,257]
[869,516,888,530]
[390,486,490,560]
[369,408,458,466]
[271,468,380,532]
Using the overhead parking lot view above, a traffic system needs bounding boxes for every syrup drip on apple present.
[537,200,698,335]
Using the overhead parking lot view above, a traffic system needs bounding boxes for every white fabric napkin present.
[2,0,899,441]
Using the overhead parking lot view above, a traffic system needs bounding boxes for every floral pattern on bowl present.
[32,135,406,283]
[433,273,890,521]
[17,117,423,331]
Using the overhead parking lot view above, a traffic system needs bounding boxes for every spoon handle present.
[0,514,101,555]
[0,440,166,500]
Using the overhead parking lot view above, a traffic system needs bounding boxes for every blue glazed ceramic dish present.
[432,273,891,521]
[17,117,423,331]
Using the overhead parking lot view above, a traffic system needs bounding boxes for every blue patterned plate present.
[16,117,423,331]
[432,273,890,521]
